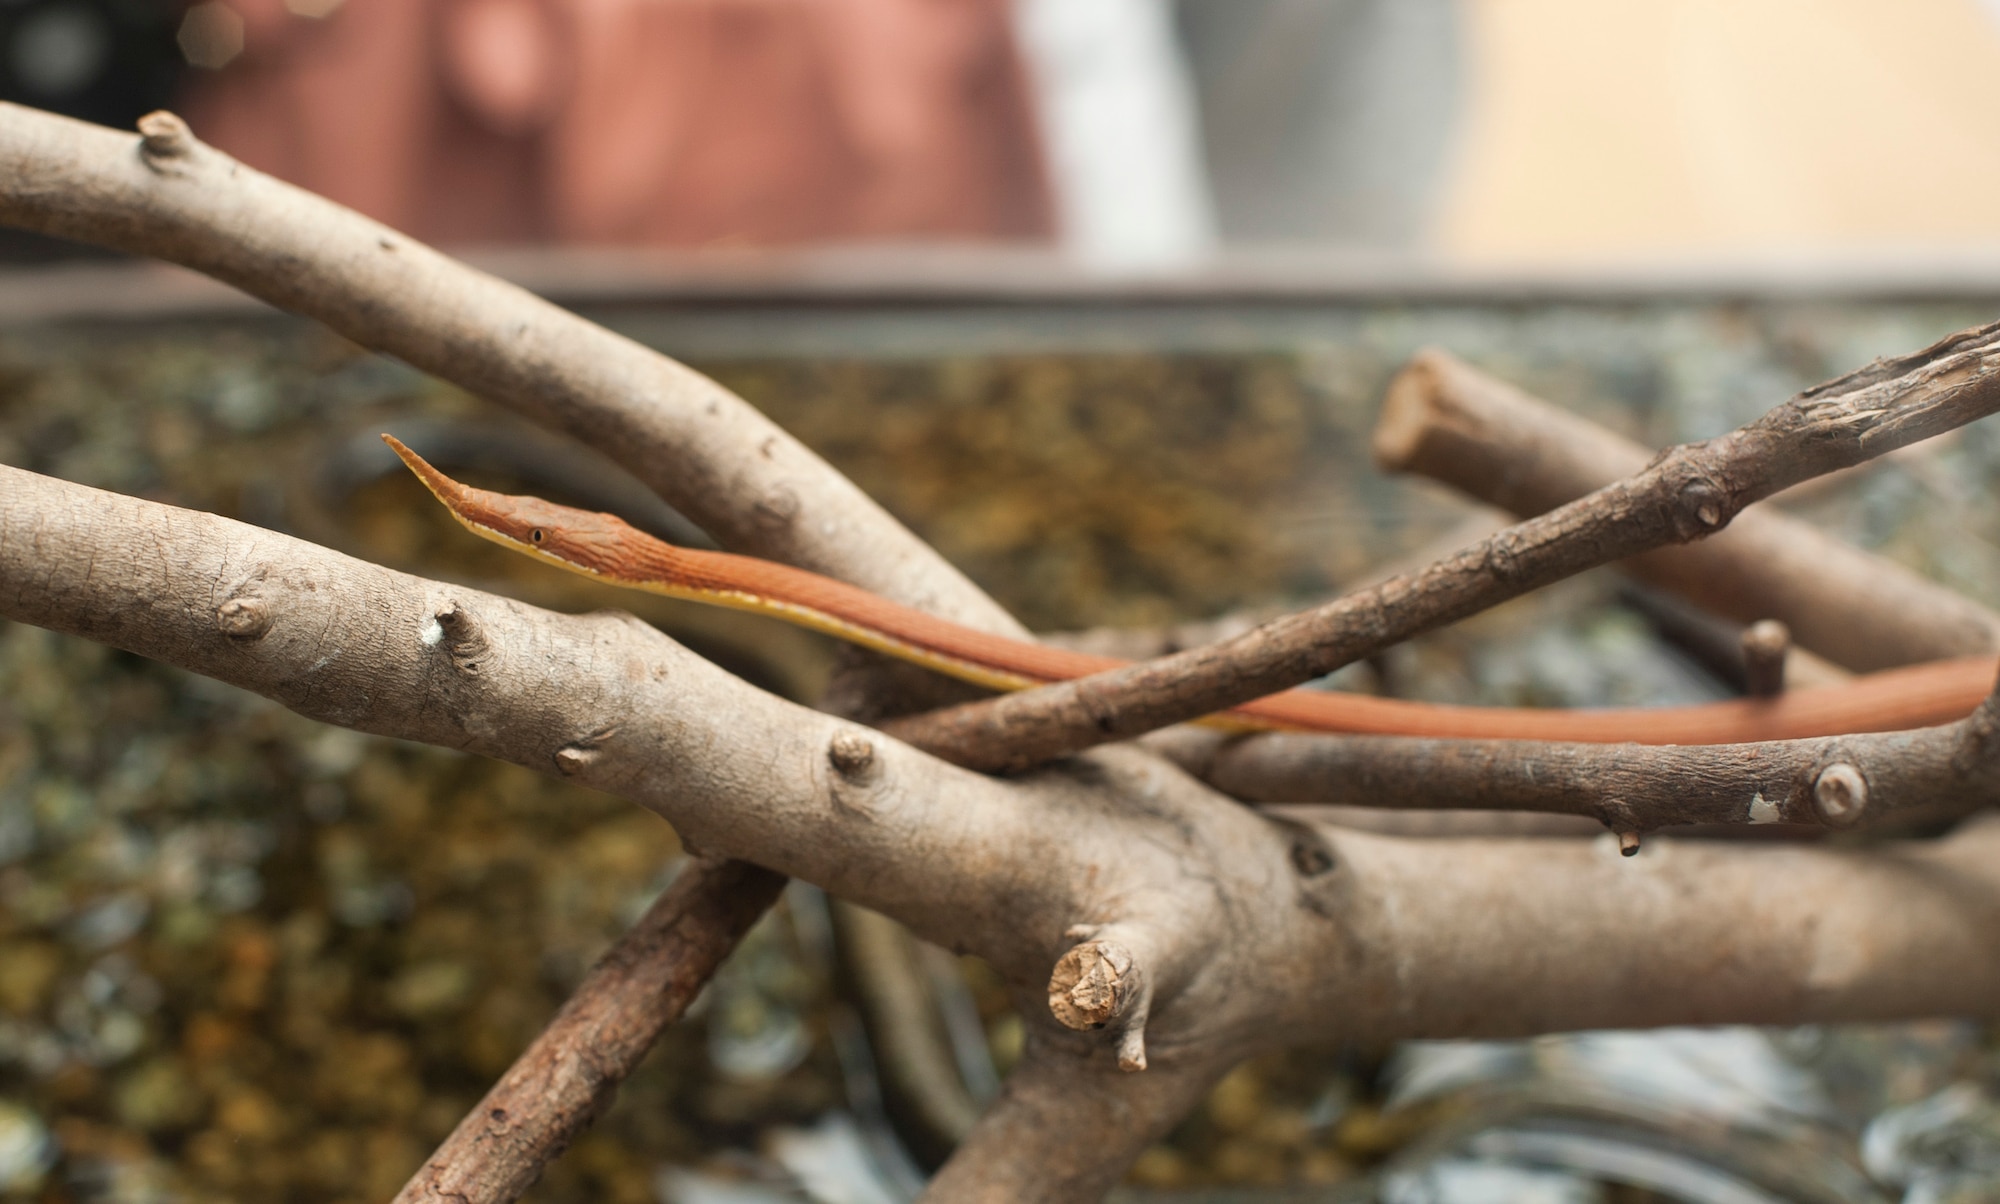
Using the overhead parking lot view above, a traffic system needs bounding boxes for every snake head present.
[380,433,639,579]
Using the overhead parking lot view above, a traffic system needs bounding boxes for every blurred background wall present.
[9,0,2000,270]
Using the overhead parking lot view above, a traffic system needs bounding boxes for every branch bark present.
[1185,670,2000,837]
[889,321,2000,772]
[393,859,785,1204]
[0,104,1017,633]
[11,463,2000,1199]
[1373,347,2000,670]
[13,102,2000,1201]
[0,103,1057,1196]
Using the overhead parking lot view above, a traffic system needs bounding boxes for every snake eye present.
[530,529,545,544]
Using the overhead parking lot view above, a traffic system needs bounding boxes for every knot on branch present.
[825,730,886,817]
[1480,531,1528,585]
[753,483,800,532]
[136,111,196,175]
[827,731,879,783]
[214,595,272,641]
[553,726,618,778]
[1811,762,1869,828]
[1669,477,1733,541]
[1596,799,1644,856]
[426,602,491,675]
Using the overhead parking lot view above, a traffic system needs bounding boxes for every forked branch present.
[1372,348,2000,670]
[12,463,2000,1202]
[890,321,2000,772]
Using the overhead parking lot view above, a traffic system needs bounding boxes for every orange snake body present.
[385,436,1995,745]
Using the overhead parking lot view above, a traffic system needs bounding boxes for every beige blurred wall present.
[1435,0,2000,263]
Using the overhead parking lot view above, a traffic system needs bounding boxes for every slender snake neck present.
[382,434,1995,745]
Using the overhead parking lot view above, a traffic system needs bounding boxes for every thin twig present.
[0,105,1045,1196]
[1373,347,2000,670]
[0,103,1022,632]
[1741,619,1791,698]
[1192,668,2000,841]
[889,322,2000,772]
[395,860,785,1204]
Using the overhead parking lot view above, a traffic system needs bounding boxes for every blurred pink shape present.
[180,0,1054,247]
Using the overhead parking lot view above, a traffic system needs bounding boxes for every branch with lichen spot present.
[886,321,2000,773]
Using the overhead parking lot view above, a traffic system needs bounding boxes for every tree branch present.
[13,464,2000,1199]
[1309,816,2000,1045]
[1186,666,2000,839]
[888,322,2000,772]
[0,103,1018,633]
[1373,347,2000,670]
[393,859,785,1204]
[921,1038,1225,1203]
[0,103,1054,1195]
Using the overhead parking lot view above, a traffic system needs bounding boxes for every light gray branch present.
[1183,685,2000,837]
[0,104,1018,634]
[1373,347,2000,670]
[889,321,2000,772]
[7,467,2000,1084]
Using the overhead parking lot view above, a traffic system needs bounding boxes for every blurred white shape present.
[1386,1040,1533,1110]
[0,1103,54,1191]
[1013,0,1216,270]
[1535,1029,1829,1130]
[1863,1083,2000,1203]
[1465,1129,1788,1204]
[1388,1028,1829,1133]
[766,1114,906,1204]
[1383,1158,1603,1204]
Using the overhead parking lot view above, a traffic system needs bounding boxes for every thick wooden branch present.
[1309,817,2000,1045]
[1189,670,2000,837]
[15,465,1999,1013]
[0,104,1018,633]
[0,103,1047,1195]
[889,322,2000,772]
[393,859,785,1204]
[13,462,2000,1199]
[1373,348,2000,670]
[922,1040,1226,1203]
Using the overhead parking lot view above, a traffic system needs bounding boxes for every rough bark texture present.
[9,102,2000,1202]
[0,104,1018,633]
[11,464,2000,1201]
[393,859,786,1204]
[0,103,1043,1198]
[1188,679,2000,835]
[1373,347,2000,670]
[890,321,2000,771]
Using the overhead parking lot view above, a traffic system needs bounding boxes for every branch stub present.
[214,596,272,640]
[1812,762,1869,827]
[827,731,879,782]
[1047,940,1138,1032]
[136,111,195,168]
